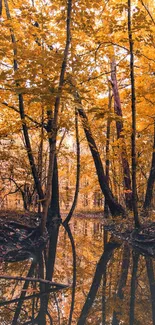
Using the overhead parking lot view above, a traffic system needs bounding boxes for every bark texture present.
[128,0,140,228]
[4,0,44,203]
[111,59,132,210]
[143,120,155,210]
[72,89,125,216]
[41,0,72,233]
[63,109,80,225]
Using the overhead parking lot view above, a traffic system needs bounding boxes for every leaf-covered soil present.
[0,209,40,227]
[0,210,45,262]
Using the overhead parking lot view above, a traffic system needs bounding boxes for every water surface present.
[0,216,154,324]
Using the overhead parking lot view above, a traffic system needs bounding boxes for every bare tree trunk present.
[38,107,44,213]
[4,0,44,203]
[128,0,140,228]
[72,89,125,217]
[4,0,72,234]
[111,58,132,210]
[63,108,80,225]
[48,154,60,222]
[0,0,2,16]
[41,0,72,233]
[45,154,61,286]
[104,85,111,217]
[143,119,155,210]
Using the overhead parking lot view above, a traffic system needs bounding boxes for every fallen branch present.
[0,286,68,307]
[0,275,69,288]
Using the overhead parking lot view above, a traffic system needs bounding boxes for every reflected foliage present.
[0,218,154,324]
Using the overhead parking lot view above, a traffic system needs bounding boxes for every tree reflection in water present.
[0,218,154,324]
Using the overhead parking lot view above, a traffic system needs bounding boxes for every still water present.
[0,216,154,324]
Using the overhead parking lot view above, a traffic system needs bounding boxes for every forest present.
[0,0,155,324]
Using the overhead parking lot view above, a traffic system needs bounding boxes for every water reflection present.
[0,217,154,324]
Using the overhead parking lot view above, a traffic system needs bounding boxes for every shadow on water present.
[0,217,155,324]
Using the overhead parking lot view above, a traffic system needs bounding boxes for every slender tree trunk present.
[128,0,140,228]
[40,154,61,315]
[104,85,111,217]
[111,146,119,200]
[111,58,132,210]
[45,153,61,284]
[48,154,60,222]
[72,89,125,217]
[0,0,2,16]
[46,226,60,283]
[143,119,155,210]
[19,95,45,201]
[21,191,28,211]
[41,0,72,233]
[63,109,80,225]
[38,107,44,213]
[4,0,44,203]
[4,0,72,234]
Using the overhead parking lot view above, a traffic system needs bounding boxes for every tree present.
[0,0,155,226]
[3,0,73,234]
[143,119,155,210]
[111,58,132,210]
[128,0,140,228]
[72,86,125,216]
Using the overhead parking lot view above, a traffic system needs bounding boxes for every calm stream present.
[0,216,154,324]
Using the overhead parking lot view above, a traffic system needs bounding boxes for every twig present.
[140,0,155,25]
[2,101,43,128]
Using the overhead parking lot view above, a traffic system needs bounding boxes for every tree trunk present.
[72,89,125,217]
[104,85,111,217]
[63,109,80,225]
[128,0,140,228]
[47,154,60,222]
[4,0,44,203]
[38,107,44,213]
[143,119,155,210]
[111,58,132,210]
[41,0,72,233]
